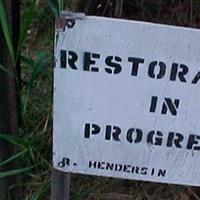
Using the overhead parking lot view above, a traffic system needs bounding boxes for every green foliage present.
[21,51,51,115]
[48,0,64,16]
[0,1,52,198]
[0,166,36,178]
[30,181,50,200]
[1,0,200,199]
[0,0,15,62]
[0,63,14,77]
[0,0,36,64]
[18,0,36,58]
[0,150,27,168]
[114,0,123,17]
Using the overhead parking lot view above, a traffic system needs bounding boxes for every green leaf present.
[17,0,36,57]
[0,165,36,178]
[0,132,30,150]
[0,0,15,62]
[58,0,64,14]
[48,0,64,16]
[21,55,34,67]
[31,181,50,200]
[114,0,123,17]
[48,0,59,17]
[29,146,35,162]
[22,51,51,114]
[0,150,27,167]
[0,132,50,167]
[0,63,14,77]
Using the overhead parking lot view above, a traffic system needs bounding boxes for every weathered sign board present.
[53,15,200,186]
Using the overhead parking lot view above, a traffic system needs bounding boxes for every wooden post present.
[51,13,72,200]
[0,0,20,199]
[51,169,70,200]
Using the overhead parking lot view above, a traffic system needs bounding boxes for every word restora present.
[59,50,200,84]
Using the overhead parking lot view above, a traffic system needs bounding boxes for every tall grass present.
[0,0,15,62]
[0,0,200,199]
[0,0,53,199]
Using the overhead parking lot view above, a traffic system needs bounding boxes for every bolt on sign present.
[54,14,200,186]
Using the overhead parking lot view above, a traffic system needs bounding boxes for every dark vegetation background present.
[1,0,200,199]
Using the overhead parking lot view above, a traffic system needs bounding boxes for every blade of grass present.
[17,0,36,59]
[0,0,15,62]
[114,0,123,17]
[22,51,50,114]
[0,132,51,167]
[28,146,36,162]
[0,64,15,77]
[0,150,27,167]
[0,132,39,164]
[48,0,60,17]
[21,55,34,66]
[0,132,30,150]
[58,0,64,15]
[29,51,50,85]
[0,165,36,178]
[8,181,47,200]
[31,181,50,200]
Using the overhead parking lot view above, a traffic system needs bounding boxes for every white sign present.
[53,16,200,186]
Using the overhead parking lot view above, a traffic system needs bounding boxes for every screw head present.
[66,19,75,29]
